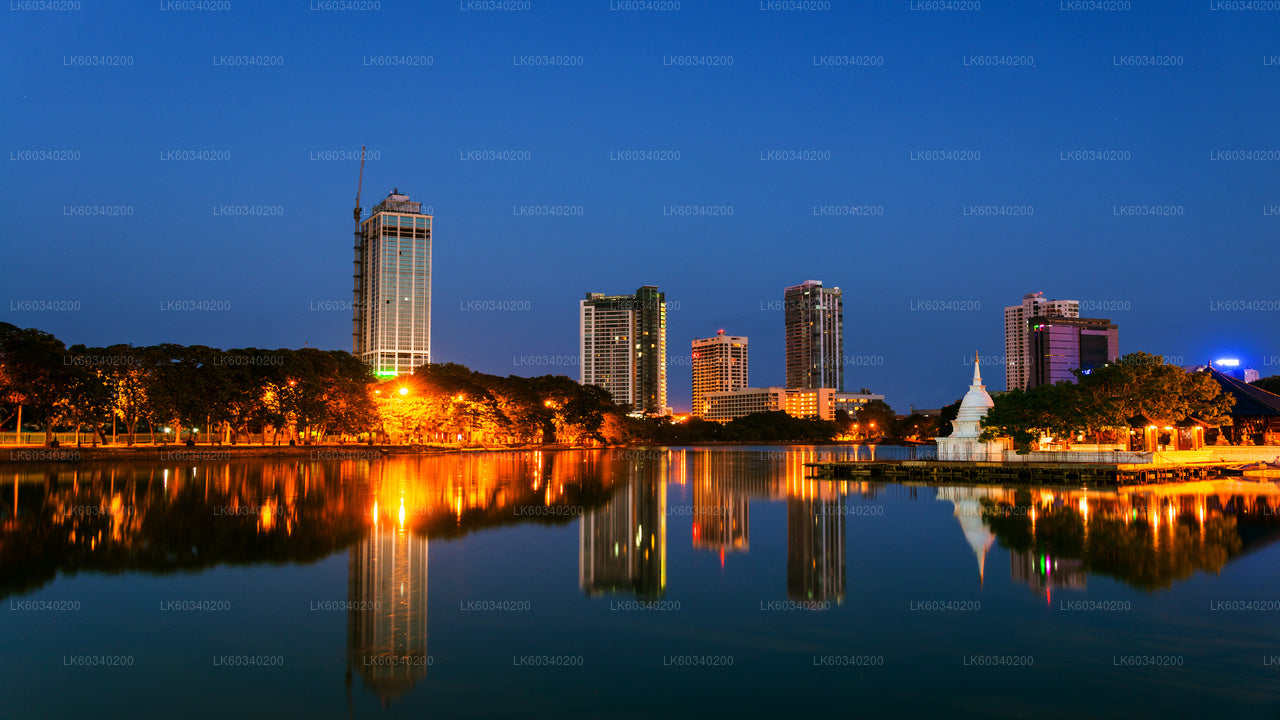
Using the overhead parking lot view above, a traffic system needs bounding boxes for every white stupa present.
[935,353,1005,461]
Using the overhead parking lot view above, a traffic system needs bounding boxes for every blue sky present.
[4,1,1279,412]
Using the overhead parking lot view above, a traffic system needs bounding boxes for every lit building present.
[580,286,668,415]
[354,190,432,378]
[703,387,786,421]
[1027,316,1119,388]
[785,280,844,391]
[347,517,429,701]
[787,496,846,603]
[787,388,883,420]
[1004,292,1078,390]
[703,387,882,423]
[691,330,748,417]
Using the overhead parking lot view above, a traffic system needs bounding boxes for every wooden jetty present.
[805,460,1226,486]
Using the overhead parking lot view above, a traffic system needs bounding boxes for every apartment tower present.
[784,280,844,391]
[579,286,668,414]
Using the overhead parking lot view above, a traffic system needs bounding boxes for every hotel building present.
[691,331,748,418]
[702,387,883,423]
[353,190,432,378]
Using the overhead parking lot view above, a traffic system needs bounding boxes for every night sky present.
[5,1,1279,413]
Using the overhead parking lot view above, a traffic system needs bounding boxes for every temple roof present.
[1205,368,1280,417]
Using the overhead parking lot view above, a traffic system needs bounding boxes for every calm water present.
[4,446,1280,719]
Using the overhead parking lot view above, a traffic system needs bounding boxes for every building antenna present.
[351,145,367,354]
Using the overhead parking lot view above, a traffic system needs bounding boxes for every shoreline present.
[0,439,924,464]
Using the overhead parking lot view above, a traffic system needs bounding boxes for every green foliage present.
[980,352,1236,452]
[1252,375,1280,396]
[854,399,895,437]
[936,399,962,437]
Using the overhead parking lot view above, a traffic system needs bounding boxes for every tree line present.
[1,322,918,448]
[978,352,1236,453]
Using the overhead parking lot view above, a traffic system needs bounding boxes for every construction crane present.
[351,145,366,355]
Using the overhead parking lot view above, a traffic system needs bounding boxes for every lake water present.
[4,446,1280,719]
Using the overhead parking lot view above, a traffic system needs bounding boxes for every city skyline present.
[6,4,1278,414]
[8,4,1280,715]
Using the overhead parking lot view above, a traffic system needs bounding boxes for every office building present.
[1027,316,1119,388]
[1004,292,1078,391]
[353,190,432,378]
[691,330,748,417]
[785,280,844,391]
[580,286,668,414]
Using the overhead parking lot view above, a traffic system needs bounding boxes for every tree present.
[980,382,1086,453]
[854,400,895,438]
[1078,353,1233,429]
[892,413,940,441]
[936,399,962,437]
[981,353,1235,452]
[1252,376,1280,396]
[55,346,113,445]
[0,323,75,445]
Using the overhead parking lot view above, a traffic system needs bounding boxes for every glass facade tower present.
[354,190,432,378]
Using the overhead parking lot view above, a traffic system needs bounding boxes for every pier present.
[806,460,1231,487]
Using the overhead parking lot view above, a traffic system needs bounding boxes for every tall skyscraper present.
[1004,292,1078,391]
[784,280,844,391]
[691,330,748,418]
[1027,315,1119,388]
[579,285,667,414]
[353,190,432,378]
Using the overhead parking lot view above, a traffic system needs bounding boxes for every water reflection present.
[579,465,666,599]
[7,449,1280,717]
[347,486,429,701]
[935,487,999,586]
[5,454,1280,608]
[976,482,1280,591]
[0,452,615,600]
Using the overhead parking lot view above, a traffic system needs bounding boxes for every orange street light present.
[398,387,408,396]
